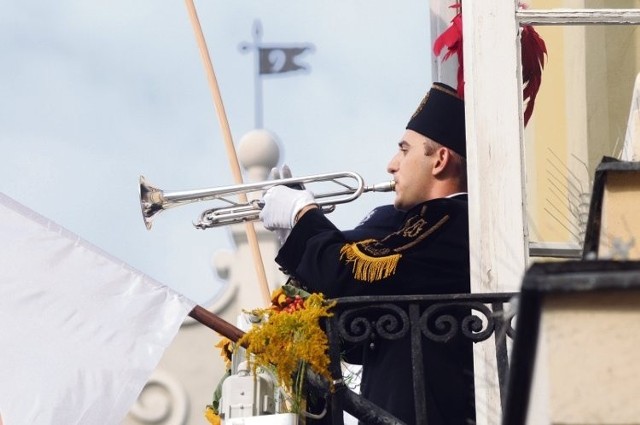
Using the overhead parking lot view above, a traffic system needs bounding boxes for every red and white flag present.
[0,193,196,425]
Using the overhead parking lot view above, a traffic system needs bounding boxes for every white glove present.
[259,185,316,230]
[267,165,297,244]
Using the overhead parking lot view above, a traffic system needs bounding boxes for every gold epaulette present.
[340,240,401,283]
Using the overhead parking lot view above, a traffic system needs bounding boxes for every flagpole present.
[189,305,245,342]
[252,20,264,128]
[184,0,271,306]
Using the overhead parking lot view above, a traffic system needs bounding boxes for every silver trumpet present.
[139,171,395,230]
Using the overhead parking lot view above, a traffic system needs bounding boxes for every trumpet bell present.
[139,176,165,230]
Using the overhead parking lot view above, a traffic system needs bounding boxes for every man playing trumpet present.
[259,82,473,425]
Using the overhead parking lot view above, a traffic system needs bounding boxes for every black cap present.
[406,82,466,158]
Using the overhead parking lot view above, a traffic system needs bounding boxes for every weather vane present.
[239,20,314,129]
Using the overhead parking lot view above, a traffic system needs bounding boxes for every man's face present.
[386,130,435,211]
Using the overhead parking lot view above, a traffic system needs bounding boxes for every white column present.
[462,0,529,424]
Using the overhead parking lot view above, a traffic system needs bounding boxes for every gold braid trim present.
[340,243,401,283]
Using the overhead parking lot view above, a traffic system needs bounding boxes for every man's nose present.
[387,155,398,174]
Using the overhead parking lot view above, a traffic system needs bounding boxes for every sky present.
[1,0,433,304]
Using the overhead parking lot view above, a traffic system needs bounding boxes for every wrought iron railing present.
[312,292,518,425]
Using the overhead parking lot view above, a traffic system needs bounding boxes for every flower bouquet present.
[205,284,335,424]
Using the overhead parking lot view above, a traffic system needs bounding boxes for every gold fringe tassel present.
[339,243,401,283]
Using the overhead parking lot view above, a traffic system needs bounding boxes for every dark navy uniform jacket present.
[275,196,475,425]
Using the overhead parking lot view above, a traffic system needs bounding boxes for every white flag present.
[0,193,196,425]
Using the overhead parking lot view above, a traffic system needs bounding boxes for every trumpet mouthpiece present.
[366,181,395,192]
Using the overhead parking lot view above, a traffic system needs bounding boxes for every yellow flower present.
[215,337,234,370]
[204,405,221,425]
[271,287,286,305]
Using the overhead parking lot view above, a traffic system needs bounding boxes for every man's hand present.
[266,165,309,244]
[259,185,316,230]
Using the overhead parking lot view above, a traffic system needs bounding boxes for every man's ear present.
[431,147,451,176]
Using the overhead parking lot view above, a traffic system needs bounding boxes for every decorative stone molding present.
[127,369,189,425]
